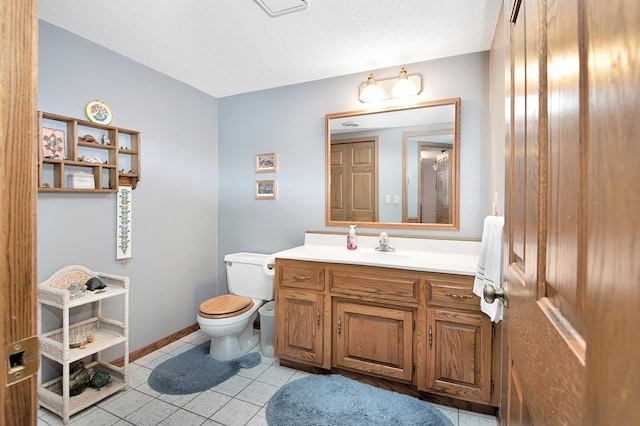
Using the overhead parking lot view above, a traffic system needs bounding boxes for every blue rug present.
[266,374,453,426]
[148,342,261,394]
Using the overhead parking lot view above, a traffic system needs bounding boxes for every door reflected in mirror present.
[402,131,453,224]
[326,98,459,230]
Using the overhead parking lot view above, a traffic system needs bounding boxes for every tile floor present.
[38,330,498,426]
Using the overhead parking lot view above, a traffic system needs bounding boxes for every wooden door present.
[583,1,640,423]
[435,150,451,223]
[418,144,438,223]
[333,300,413,382]
[0,0,39,424]
[501,0,640,424]
[330,138,377,222]
[502,0,584,423]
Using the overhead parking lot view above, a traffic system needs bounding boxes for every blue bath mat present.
[266,374,453,426]
[148,342,261,394]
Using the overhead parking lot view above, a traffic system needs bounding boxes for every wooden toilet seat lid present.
[199,294,254,319]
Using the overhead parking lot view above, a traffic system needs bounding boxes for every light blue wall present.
[37,21,492,353]
[218,52,491,285]
[37,22,219,352]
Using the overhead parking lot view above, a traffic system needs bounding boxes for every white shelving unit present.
[37,265,129,424]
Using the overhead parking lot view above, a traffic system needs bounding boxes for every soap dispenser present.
[347,225,358,250]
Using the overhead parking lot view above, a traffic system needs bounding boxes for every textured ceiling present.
[39,0,502,98]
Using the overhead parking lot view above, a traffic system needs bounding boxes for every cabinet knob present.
[483,283,509,308]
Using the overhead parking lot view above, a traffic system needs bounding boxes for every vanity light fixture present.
[358,68,422,103]
[253,0,308,17]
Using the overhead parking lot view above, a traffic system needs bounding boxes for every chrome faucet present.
[375,232,395,252]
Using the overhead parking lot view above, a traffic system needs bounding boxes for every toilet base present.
[206,317,260,361]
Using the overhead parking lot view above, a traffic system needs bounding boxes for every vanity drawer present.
[427,275,479,310]
[276,260,325,291]
[329,266,419,305]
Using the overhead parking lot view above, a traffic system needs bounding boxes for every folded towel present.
[473,215,505,322]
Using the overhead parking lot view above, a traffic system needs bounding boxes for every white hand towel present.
[473,217,492,296]
[473,215,505,322]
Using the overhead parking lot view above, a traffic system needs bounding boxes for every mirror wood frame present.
[325,98,460,230]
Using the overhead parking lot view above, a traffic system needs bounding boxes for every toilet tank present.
[224,252,274,301]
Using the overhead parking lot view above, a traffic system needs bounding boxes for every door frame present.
[0,0,39,424]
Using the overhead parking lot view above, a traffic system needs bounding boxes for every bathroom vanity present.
[273,233,500,409]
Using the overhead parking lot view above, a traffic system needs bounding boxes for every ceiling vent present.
[253,0,308,17]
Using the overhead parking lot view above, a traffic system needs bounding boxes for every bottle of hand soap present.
[347,225,358,250]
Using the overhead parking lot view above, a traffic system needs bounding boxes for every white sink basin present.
[273,233,481,276]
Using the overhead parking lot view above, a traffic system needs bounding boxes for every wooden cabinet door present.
[425,308,492,403]
[275,289,326,368]
[333,300,413,382]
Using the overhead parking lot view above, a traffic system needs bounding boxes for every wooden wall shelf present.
[38,112,141,192]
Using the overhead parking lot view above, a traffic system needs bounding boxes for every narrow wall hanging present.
[117,186,132,261]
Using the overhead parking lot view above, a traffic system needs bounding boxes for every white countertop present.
[273,233,481,276]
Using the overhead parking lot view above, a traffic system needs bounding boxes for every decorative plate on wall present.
[85,100,113,125]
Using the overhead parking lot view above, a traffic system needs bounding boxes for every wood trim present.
[304,230,481,242]
[325,98,461,231]
[112,323,200,366]
[1,0,39,424]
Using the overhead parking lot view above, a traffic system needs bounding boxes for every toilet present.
[197,252,275,361]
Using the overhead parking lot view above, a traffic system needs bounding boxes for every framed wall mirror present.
[326,98,460,230]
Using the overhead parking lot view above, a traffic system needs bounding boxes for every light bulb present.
[359,74,386,103]
[391,68,416,98]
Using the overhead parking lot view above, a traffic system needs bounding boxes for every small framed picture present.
[41,127,66,159]
[255,179,277,200]
[255,152,278,173]
[85,99,113,125]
